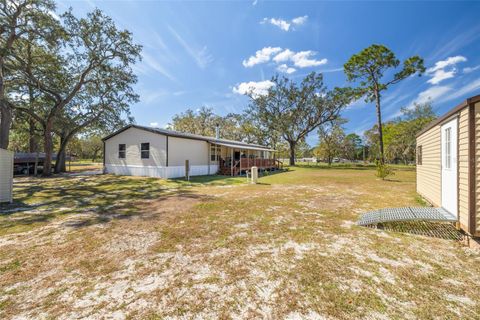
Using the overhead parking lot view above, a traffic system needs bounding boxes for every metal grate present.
[357,207,457,226]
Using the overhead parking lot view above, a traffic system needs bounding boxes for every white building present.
[102,125,280,179]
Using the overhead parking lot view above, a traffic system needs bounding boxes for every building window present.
[118,144,126,159]
[141,143,150,159]
[210,145,221,161]
[416,145,422,165]
[445,128,451,169]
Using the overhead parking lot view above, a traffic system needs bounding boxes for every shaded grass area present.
[0,174,243,236]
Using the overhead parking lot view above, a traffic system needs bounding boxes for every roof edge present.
[102,124,274,150]
[416,94,480,138]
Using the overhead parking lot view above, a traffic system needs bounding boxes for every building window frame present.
[141,142,150,159]
[210,145,221,161]
[416,145,422,165]
[445,128,451,169]
[118,144,126,159]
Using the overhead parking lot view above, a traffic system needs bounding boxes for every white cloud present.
[427,69,456,85]
[276,64,296,74]
[260,16,308,31]
[290,51,327,68]
[428,56,467,73]
[426,56,467,85]
[415,86,452,105]
[267,18,291,31]
[232,80,275,97]
[150,122,159,127]
[243,47,327,70]
[291,15,308,26]
[273,49,327,68]
[140,52,176,81]
[272,49,294,63]
[168,26,213,69]
[463,65,480,74]
[242,47,282,67]
[444,78,480,102]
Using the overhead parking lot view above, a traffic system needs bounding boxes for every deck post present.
[230,148,233,176]
[240,149,242,176]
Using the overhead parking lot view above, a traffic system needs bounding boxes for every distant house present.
[102,124,280,179]
[416,94,480,236]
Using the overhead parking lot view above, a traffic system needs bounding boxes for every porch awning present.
[208,141,275,152]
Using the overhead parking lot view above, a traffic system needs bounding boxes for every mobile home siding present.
[104,127,167,167]
[0,149,13,203]
[417,124,441,206]
[475,102,480,235]
[458,108,470,230]
[103,127,219,178]
[168,136,209,166]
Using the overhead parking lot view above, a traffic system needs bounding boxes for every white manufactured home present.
[416,94,480,236]
[102,125,280,179]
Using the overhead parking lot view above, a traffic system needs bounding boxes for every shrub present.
[375,160,395,180]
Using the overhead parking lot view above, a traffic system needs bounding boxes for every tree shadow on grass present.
[293,164,415,173]
[293,164,375,171]
[0,175,212,233]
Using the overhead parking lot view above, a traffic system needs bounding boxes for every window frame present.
[118,144,126,159]
[445,128,451,169]
[141,142,150,159]
[416,145,422,165]
[210,145,221,161]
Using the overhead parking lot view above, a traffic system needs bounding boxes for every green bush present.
[375,160,395,180]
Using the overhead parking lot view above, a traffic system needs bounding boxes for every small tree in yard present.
[317,119,346,165]
[344,44,425,178]
[247,72,354,166]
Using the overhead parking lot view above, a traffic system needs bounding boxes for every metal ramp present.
[357,207,457,226]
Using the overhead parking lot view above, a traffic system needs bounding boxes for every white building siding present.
[168,137,209,166]
[104,127,216,179]
[0,148,13,203]
[105,127,167,167]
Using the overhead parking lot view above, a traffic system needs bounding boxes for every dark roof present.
[13,153,71,163]
[102,124,275,151]
[416,94,480,137]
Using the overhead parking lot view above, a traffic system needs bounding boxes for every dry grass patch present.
[1,167,479,319]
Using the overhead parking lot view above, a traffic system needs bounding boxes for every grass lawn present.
[1,166,479,319]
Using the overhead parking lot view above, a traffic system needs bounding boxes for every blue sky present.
[58,1,480,146]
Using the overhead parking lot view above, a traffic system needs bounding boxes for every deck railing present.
[239,158,277,168]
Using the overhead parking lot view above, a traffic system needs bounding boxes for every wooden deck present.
[219,158,282,176]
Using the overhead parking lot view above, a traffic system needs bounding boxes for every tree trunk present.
[28,118,38,152]
[27,41,37,153]
[54,134,68,173]
[55,148,66,173]
[43,122,53,177]
[288,141,296,166]
[0,100,11,149]
[0,56,11,149]
[92,148,100,163]
[374,89,384,164]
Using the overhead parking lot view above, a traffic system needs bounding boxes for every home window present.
[416,146,422,165]
[141,143,150,159]
[118,144,126,159]
[445,128,451,169]
[210,145,221,161]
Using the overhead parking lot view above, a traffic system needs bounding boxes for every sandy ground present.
[1,169,479,319]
